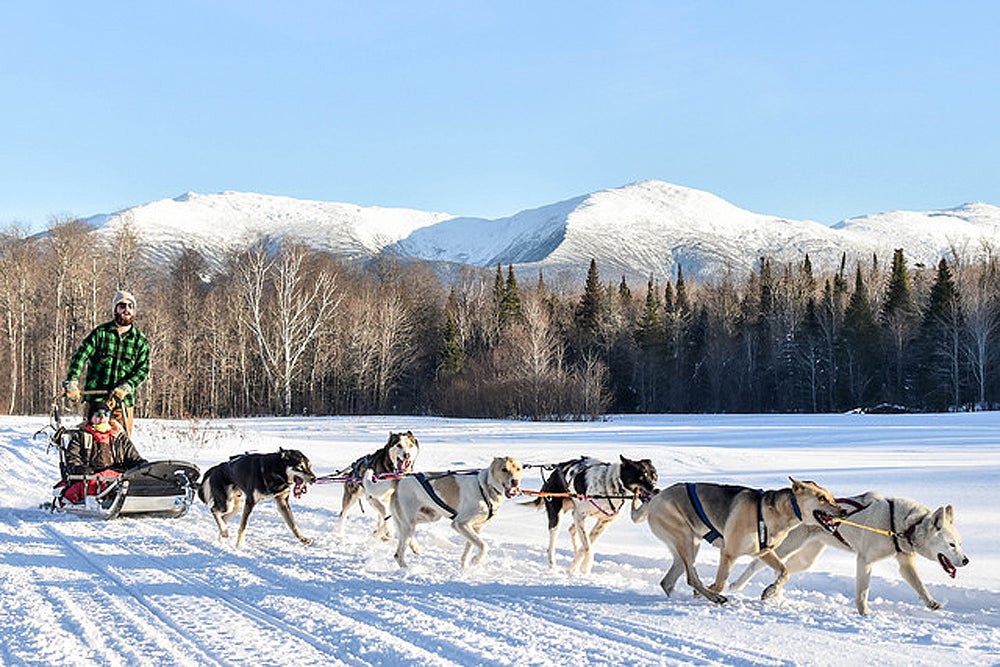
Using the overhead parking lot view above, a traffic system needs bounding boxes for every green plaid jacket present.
[65,321,150,406]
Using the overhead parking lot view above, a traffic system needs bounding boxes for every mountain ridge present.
[82,180,1000,282]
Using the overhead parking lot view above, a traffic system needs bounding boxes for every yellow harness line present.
[834,518,896,537]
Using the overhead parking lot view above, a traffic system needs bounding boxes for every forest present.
[2,219,998,419]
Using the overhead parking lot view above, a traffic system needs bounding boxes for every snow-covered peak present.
[81,183,1000,282]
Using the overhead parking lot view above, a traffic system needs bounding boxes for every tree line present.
[3,219,1000,420]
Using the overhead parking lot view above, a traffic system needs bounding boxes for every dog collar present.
[790,493,803,522]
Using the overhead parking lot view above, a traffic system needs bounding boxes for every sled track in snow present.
[47,520,462,665]
[41,523,380,666]
[41,523,237,667]
[111,520,792,666]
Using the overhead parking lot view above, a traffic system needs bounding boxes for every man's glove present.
[62,380,80,403]
[111,384,130,401]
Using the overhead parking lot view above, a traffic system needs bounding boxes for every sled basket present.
[52,460,201,520]
[103,460,201,519]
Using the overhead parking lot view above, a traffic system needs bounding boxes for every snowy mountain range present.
[83,180,1000,283]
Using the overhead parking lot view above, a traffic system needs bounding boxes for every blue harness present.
[413,471,495,521]
[687,483,802,551]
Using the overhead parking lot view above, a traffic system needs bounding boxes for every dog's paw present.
[299,536,313,546]
[926,599,942,611]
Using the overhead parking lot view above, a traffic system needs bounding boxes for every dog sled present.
[37,399,200,520]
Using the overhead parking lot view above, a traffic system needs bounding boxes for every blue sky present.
[3,2,998,232]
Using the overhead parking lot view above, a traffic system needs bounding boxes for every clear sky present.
[3,2,998,232]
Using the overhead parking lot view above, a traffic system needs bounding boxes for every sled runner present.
[38,401,200,520]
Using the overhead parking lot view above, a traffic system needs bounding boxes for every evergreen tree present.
[752,258,778,411]
[575,258,604,351]
[634,277,664,411]
[915,258,965,410]
[840,265,880,407]
[674,265,690,315]
[500,264,522,326]
[618,275,631,302]
[663,281,675,314]
[880,249,918,404]
[637,277,664,348]
[802,254,815,294]
[440,311,464,375]
[665,265,695,411]
[492,263,505,312]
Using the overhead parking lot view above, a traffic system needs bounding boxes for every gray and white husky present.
[729,491,969,614]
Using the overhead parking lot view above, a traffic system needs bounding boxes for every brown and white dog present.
[530,455,658,574]
[335,431,419,539]
[729,491,969,614]
[374,456,523,569]
[198,449,317,548]
[631,477,844,604]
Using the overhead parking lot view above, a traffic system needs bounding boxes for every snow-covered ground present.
[1,412,998,666]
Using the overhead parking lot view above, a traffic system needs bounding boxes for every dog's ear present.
[945,504,954,523]
[620,454,628,464]
[932,506,950,529]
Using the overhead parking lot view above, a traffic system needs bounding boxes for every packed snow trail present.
[1,413,999,666]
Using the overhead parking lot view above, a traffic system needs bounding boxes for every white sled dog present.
[631,478,844,605]
[729,491,969,614]
[374,456,522,569]
[335,431,419,539]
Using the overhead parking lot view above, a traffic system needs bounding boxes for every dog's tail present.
[518,496,546,510]
[197,473,211,505]
[630,491,654,524]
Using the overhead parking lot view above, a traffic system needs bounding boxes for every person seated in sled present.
[59,402,148,505]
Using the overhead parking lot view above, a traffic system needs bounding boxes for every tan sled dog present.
[729,491,969,614]
[380,457,522,569]
[631,478,844,604]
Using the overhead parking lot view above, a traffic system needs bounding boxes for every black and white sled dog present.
[729,491,970,614]
[371,456,523,569]
[531,455,658,574]
[336,430,420,539]
[198,448,317,548]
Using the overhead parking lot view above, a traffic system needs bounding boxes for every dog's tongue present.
[294,477,308,498]
[939,554,957,578]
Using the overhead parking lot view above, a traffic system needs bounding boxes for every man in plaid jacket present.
[63,290,150,436]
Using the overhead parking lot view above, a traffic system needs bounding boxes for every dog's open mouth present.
[397,456,412,474]
[814,510,840,532]
[938,554,958,578]
[293,475,309,499]
[505,482,520,498]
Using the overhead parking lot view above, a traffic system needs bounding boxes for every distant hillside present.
[82,181,1000,282]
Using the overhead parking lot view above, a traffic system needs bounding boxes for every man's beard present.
[114,312,134,327]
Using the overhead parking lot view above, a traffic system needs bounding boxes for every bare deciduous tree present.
[239,244,342,415]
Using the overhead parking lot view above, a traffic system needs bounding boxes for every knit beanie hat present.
[113,290,136,312]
